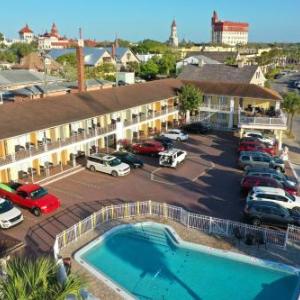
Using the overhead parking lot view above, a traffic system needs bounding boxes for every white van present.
[86,153,130,177]
[159,148,187,168]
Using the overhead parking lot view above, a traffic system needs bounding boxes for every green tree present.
[9,42,37,60]
[158,53,176,75]
[178,84,203,116]
[126,61,140,74]
[0,32,3,42]
[0,257,83,300]
[225,56,236,66]
[56,53,77,67]
[283,92,300,135]
[140,59,159,79]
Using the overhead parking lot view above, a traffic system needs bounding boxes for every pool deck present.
[60,216,300,300]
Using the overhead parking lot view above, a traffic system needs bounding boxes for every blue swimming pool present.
[75,222,300,300]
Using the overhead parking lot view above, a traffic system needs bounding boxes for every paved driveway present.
[5,132,244,254]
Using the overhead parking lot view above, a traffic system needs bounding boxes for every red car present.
[132,141,165,155]
[0,183,60,216]
[238,141,275,156]
[241,176,298,195]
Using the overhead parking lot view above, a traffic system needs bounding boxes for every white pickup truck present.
[159,148,187,168]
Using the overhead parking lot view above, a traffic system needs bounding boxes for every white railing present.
[239,111,287,127]
[0,124,117,168]
[123,107,178,127]
[199,104,231,112]
[53,201,293,258]
[286,225,300,244]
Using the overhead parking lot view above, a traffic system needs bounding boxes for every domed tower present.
[168,19,179,48]
[50,23,59,38]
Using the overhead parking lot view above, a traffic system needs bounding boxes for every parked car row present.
[0,182,61,228]
[238,130,300,228]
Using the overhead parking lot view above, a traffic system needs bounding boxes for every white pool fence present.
[53,201,300,258]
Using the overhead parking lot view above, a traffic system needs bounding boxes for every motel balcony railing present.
[238,110,287,127]
[0,124,116,167]
[123,107,178,127]
[198,104,231,112]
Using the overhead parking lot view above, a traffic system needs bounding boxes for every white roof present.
[168,129,182,133]
[159,148,184,156]
[252,186,285,195]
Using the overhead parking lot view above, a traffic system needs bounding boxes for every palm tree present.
[0,257,83,300]
[283,92,300,135]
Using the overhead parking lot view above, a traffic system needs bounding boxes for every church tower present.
[168,19,179,48]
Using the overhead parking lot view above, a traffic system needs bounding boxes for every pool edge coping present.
[74,221,300,300]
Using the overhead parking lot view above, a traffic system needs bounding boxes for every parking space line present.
[150,155,215,186]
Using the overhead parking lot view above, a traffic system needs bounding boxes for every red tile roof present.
[19,24,33,34]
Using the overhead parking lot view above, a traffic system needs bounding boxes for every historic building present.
[168,19,179,48]
[211,11,249,46]
[18,24,34,43]
[38,23,70,50]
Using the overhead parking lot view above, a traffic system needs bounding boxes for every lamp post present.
[41,51,51,97]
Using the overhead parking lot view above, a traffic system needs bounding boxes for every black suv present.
[181,122,211,134]
[244,201,300,228]
[153,136,174,149]
[112,151,143,169]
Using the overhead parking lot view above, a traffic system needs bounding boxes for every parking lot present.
[6,132,246,254]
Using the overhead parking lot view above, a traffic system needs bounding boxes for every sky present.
[1,0,300,43]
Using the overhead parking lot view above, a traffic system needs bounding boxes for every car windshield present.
[125,153,136,161]
[285,191,295,202]
[30,187,48,199]
[108,158,122,167]
[0,199,13,213]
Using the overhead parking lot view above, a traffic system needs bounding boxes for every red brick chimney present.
[111,43,116,59]
[76,40,85,92]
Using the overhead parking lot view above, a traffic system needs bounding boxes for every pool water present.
[78,223,299,300]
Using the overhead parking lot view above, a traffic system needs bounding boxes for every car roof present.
[143,140,162,145]
[168,129,181,133]
[245,131,263,135]
[240,151,269,156]
[90,153,116,161]
[249,200,283,209]
[18,184,41,192]
[246,167,277,173]
[159,148,184,156]
[244,175,275,182]
[252,186,285,195]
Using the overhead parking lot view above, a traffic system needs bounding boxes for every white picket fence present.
[53,201,300,258]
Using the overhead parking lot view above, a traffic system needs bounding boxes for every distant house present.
[48,47,115,67]
[186,51,239,64]
[176,55,221,71]
[107,47,139,67]
[136,53,162,63]
[178,64,266,86]
[13,52,62,72]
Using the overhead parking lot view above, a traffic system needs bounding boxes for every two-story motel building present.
[0,79,286,183]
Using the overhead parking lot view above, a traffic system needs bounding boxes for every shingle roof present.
[48,48,110,66]
[178,64,259,84]
[183,80,282,101]
[12,83,70,96]
[0,79,282,140]
[106,47,130,61]
[186,51,238,63]
[0,70,62,89]
[13,52,61,72]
